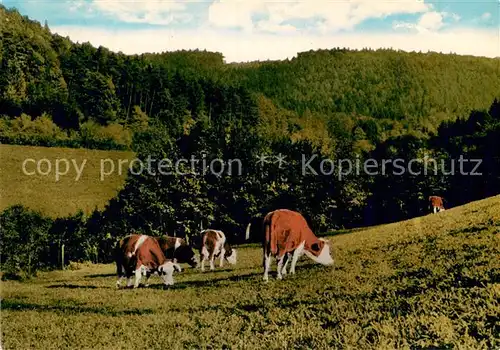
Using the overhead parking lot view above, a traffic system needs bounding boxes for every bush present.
[79,120,132,149]
[0,205,106,279]
[0,205,53,279]
[0,114,131,150]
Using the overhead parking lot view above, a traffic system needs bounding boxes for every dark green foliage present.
[0,114,131,150]
[0,205,115,278]
[364,100,500,225]
[0,205,54,278]
[225,49,500,123]
[2,5,500,151]
[1,4,500,274]
[433,103,500,206]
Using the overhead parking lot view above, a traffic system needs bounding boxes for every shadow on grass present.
[194,268,235,274]
[65,261,336,291]
[146,263,336,290]
[84,273,116,279]
[449,225,489,236]
[2,299,154,316]
[145,272,263,290]
[46,284,103,289]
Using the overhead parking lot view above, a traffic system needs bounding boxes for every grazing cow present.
[154,235,199,268]
[115,234,182,288]
[429,196,445,214]
[199,229,237,271]
[262,209,334,282]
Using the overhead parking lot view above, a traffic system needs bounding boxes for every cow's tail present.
[263,213,272,256]
[115,239,124,276]
[199,233,206,258]
[202,231,208,247]
[245,223,251,241]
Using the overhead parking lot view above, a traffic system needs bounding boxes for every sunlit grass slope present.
[2,195,499,349]
[0,144,135,218]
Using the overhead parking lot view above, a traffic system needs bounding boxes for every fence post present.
[61,243,65,270]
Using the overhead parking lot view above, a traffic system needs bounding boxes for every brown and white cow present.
[262,209,334,282]
[429,195,445,214]
[199,229,237,271]
[115,234,182,288]
[154,235,199,268]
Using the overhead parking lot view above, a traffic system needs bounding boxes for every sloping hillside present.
[224,50,500,120]
[0,144,134,218]
[2,195,499,348]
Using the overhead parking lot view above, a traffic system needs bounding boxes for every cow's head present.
[305,238,334,266]
[158,261,182,286]
[175,245,199,268]
[224,245,237,265]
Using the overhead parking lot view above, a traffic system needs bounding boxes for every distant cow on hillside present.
[262,209,334,282]
[429,196,445,214]
[199,229,237,271]
[115,234,182,289]
[154,235,199,268]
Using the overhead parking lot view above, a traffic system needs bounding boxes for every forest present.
[1,5,499,278]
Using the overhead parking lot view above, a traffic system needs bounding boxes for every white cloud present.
[89,0,191,25]
[51,25,499,63]
[442,12,461,22]
[418,11,444,32]
[208,0,431,33]
[393,10,462,34]
[256,20,297,34]
[207,1,266,32]
[68,0,85,13]
[481,12,492,21]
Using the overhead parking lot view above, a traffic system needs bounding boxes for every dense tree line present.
[3,99,499,278]
[1,6,500,278]
[363,99,500,226]
[2,6,500,151]
[0,6,226,148]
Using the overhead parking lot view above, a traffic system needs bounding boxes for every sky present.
[3,0,499,62]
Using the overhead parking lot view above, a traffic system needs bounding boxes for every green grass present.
[2,195,500,349]
[0,144,135,218]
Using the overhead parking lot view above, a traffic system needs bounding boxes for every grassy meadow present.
[0,144,135,218]
[2,195,499,349]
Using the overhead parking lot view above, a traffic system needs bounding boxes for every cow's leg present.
[276,254,286,280]
[200,248,207,272]
[263,252,272,282]
[219,247,225,268]
[133,266,143,288]
[126,274,134,288]
[209,252,216,271]
[281,253,291,277]
[433,206,437,214]
[143,272,152,287]
[116,264,127,288]
[116,276,124,288]
[116,274,126,288]
[290,242,305,274]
